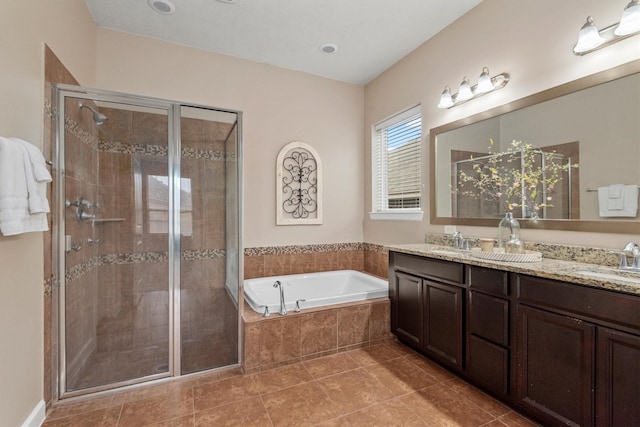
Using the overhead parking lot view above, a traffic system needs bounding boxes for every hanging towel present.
[14,137,51,214]
[598,184,639,217]
[0,137,49,235]
[606,184,625,210]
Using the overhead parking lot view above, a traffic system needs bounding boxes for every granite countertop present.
[387,243,640,297]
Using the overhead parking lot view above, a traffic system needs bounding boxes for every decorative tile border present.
[363,243,387,254]
[244,242,364,256]
[64,115,100,150]
[63,248,226,284]
[43,276,55,297]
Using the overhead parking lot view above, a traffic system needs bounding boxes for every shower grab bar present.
[91,218,125,224]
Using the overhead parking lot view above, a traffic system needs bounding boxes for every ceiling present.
[84,0,482,85]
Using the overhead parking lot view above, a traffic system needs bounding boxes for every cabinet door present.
[596,327,640,427]
[517,305,595,427]
[392,272,423,349]
[424,280,463,369]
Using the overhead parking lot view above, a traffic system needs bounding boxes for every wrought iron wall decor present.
[276,141,323,225]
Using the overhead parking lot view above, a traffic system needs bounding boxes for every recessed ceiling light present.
[216,0,237,3]
[148,0,175,14]
[320,43,338,54]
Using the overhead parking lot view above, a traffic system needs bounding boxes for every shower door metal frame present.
[53,84,244,400]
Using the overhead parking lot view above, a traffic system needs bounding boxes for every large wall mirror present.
[430,60,640,234]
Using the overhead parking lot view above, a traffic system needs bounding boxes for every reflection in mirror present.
[452,140,578,220]
[430,61,640,233]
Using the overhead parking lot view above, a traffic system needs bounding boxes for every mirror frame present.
[430,60,640,234]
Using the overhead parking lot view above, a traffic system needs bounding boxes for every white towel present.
[14,137,52,183]
[0,137,49,236]
[13,138,51,214]
[598,185,639,218]
[607,184,624,210]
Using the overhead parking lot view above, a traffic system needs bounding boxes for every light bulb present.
[457,77,473,101]
[574,16,604,53]
[476,67,494,93]
[615,0,640,35]
[437,86,454,108]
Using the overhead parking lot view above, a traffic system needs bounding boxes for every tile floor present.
[43,341,540,427]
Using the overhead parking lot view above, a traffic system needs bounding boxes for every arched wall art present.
[276,141,322,225]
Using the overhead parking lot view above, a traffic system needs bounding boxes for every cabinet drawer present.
[393,252,464,284]
[467,335,509,395]
[468,291,509,347]
[516,274,640,331]
[468,266,508,296]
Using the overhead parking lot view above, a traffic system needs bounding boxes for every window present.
[370,105,423,221]
[146,175,193,236]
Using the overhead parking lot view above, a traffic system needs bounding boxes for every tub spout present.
[273,280,287,315]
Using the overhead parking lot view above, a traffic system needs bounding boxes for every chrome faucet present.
[617,242,640,271]
[451,231,463,248]
[451,231,470,250]
[273,280,287,315]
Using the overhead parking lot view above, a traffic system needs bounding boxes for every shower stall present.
[53,85,242,398]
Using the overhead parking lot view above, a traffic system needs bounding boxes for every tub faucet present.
[273,280,287,315]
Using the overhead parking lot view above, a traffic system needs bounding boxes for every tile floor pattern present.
[43,342,540,427]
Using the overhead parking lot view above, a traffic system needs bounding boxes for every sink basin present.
[430,249,462,257]
[573,270,640,285]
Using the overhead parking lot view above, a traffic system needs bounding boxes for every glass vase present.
[498,212,520,249]
[506,233,525,254]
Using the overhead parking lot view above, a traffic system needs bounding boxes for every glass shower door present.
[179,106,239,375]
[60,95,173,393]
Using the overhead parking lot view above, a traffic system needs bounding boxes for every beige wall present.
[364,0,640,248]
[0,1,97,425]
[95,29,365,248]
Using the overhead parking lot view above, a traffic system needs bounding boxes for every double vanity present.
[387,243,640,427]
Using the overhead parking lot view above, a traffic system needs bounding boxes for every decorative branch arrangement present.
[454,139,578,219]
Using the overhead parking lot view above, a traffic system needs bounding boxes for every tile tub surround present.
[244,242,389,280]
[392,242,640,296]
[41,340,539,427]
[242,298,392,373]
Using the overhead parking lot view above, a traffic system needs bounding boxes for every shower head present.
[79,103,108,126]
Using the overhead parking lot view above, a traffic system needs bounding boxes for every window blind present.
[373,106,422,211]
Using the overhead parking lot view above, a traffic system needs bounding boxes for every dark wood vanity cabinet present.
[423,279,463,368]
[392,271,423,349]
[389,251,640,427]
[596,327,640,427]
[516,304,596,426]
[389,252,464,369]
[515,274,640,427]
[466,266,510,397]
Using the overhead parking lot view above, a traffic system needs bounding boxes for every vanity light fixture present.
[437,67,510,109]
[573,1,640,55]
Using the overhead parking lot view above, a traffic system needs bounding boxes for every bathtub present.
[244,270,388,315]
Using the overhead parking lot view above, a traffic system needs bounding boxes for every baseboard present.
[21,400,45,427]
